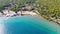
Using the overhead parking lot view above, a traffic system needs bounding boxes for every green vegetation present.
[0,0,35,12]
[36,0,60,20]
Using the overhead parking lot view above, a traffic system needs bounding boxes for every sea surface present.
[0,16,60,34]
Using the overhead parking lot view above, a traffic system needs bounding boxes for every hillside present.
[36,0,60,19]
[0,0,35,11]
[35,0,60,24]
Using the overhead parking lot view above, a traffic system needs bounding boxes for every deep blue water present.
[0,16,60,34]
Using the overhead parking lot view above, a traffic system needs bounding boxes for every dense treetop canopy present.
[36,0,60,19]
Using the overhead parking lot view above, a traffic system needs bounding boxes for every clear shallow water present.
[0,16,60,34]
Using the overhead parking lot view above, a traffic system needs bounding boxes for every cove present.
[0,16,60,34]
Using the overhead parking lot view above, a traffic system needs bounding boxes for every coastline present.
[0,10,60,26]
[35,11,60,25]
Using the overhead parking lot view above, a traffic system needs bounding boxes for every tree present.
[36,0,60,19]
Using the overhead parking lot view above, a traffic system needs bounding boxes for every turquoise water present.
[0,16,60,34]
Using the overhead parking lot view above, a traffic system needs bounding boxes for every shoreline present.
[0,10,60,26]
[35,11,60,25]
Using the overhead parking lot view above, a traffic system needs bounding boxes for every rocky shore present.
[0,10,38,17]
